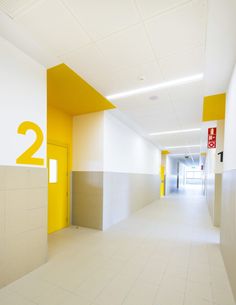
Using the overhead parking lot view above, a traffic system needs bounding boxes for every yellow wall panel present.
[47,63,115,115]
[160,165,165,197]
[47,104,73,170]
[202,93,226,121]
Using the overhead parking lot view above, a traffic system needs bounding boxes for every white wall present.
[0,35,47,287]
[205,0,236,95]
[73,111,161,174]
[73,112,104,171]
[0,36,46,167]
[103,112,161,174]
[165,157,178,194]
[224,65,236,171]
[220,64,236,301]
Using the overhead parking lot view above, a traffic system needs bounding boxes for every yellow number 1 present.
[16,121,44,166]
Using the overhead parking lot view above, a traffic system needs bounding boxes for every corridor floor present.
[0,192,235,305]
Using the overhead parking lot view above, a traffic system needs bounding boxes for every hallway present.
[0,192,235,305]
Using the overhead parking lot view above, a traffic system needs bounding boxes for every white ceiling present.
[170,154,200,167]
[204,0,236,96]
[0,0,209,154]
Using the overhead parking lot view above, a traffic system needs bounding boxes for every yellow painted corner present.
[47,105,73,232]
[160,165,165,197]
[162,150,170,155]
[202,93,226,122]
[47,63,115,115]
[47,104,73,169]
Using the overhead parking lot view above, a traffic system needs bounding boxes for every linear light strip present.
[165,144,201,149]
[170,153,200,156]
[149,128,201,136]
[106,73,204,100]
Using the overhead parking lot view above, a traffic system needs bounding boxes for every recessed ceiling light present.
[149,95,158,100]
[165,144,201,149]
[138,75,145,81]
[106,73,204,100]
[149,128,201,136]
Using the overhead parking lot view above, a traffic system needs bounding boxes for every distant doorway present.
[47,143,69,234]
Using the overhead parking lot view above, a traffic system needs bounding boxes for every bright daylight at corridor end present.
[1,1,236,305]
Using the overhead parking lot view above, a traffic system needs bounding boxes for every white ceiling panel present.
[126,112,181,133]
[159,46,205,81]
[103,61,164,95]
[62,43,116,93]
[169,81,204,104]
[63,0,140,40]
[152,131,201,148]
[169,82,204,129]
[16,0,91,56]
[145,0,207,59]
[113,89,172,113]
[0,0,211,151]
[96,24,155,70]
[63,53,164,96]
[135,0,191,19]
[0,0,37,17]
[166,146,201,154]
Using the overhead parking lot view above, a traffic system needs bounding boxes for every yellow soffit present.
[202,93,226,122]
[162,150,170,155]
[47,63,115,115]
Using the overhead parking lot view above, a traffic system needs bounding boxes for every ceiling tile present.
[122,110,180,134]
[167,147,200,154]
[96,24,155,71]
[159,46,205,80]
[135,114,180,133]
[104,61,164,95]
[169,81,204,129]
[15,0,91,56]
[62,43,115,94]
[0,0,37,17]
[113,89,172,114]
[145,0,207,58]
[152,132,201,148]
[136,0,190,19]
[63,0,140,40]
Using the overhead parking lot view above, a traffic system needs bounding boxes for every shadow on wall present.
[72,171,160,231]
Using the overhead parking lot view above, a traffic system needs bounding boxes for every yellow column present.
[160,150,169,197]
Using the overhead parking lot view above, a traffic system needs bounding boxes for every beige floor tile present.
[122,282,157,305]
[184,293,213,305]
[92,275,134,305]
[154,289,184,305]
[57,293,92,305]
[0,291,36,305]
[1,189,235,305]
[186,281,212,301]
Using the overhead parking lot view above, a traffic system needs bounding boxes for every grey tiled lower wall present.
[214,174,222,227]
[221,170,236,302]
[72,171,160,230]
[103,172,160,229]
[72,172,103,230]
[206,173,222,227]
[0,166,48,288]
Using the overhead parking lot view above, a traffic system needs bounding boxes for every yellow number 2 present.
[16,121,44,166]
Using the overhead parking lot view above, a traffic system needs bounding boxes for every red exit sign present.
[208,127,217,149]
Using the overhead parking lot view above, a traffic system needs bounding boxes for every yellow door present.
[47,143,68,234]
[160,165,165,197]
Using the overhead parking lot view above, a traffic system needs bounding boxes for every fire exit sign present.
[208,127,217,149]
